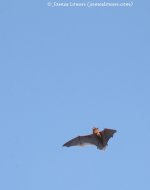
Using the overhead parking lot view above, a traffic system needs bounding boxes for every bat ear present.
[92,127,99,130]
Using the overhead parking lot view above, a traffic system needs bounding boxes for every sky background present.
[0,0,150,190]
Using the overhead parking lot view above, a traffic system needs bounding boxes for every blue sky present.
[0,0,150,190]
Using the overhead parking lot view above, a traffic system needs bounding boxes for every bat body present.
[63,128,117,150]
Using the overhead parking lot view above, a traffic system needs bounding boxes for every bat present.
[63,127,117,150]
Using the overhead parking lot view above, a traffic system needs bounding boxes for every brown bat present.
[63,127,117,150]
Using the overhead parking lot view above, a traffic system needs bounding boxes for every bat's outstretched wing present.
[102,128,117,146]
[63,134,98,147]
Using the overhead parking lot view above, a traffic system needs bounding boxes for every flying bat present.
[63,127,117,150]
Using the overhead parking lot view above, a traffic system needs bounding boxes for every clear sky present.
[0,1,150,190]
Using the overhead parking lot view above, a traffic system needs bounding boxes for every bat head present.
[92,127,100,134]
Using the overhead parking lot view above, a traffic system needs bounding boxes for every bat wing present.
[63,134,98,147]
[102,128,117,146]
